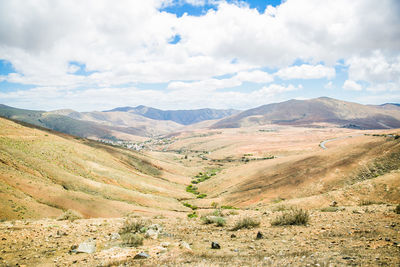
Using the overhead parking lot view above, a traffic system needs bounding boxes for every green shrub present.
[187,212,198,218]
[121,233,144,247]
[271,209,309,226]
[231,217,260,231]
[183,202,198,210]
[186,185,199,194]
[197,193,207,199]
[221,205,237,210]
[57,209,82,222]
[395,204,400,214]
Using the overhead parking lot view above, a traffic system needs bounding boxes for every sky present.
[0,0,399,111]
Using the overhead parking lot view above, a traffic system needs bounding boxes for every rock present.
[155,246,167,253]
[330,201,337,207]
[110,232,120,240]
[180,241,192,251]
[256,231,263,239]
[211,242,220,249]
[160,242,170,248]
[145,229,158,239]
[230,234,236,238]
[76,241,96,254]
[148,224,163,232]
[134,252,150,259]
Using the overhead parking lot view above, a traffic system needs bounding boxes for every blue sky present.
[0,0,399,111]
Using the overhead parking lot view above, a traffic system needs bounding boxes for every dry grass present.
[271,208,309,226]
[57,209,82,222]
[231,217,260,230]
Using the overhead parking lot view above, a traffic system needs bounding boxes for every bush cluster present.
[231,217,260,231]
[271,208,309,226]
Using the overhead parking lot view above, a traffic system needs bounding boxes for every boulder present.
[134,252,150,259]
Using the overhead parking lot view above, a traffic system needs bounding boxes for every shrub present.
[57,209,82,222]
[187,212,198,218]
[271,208,309,226]
[183,202,198,210]
[231,217,260,231]
[119,218,148,235]
[359,200,376,206]
[221,205,237,210]
[395,204,400,214]
[121,233,144,247]
[197,193,207,199]
[201,216,226,227]
[320,207,339,212]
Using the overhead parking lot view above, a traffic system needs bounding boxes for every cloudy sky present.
[0,0,399,111]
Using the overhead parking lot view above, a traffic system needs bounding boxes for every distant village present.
[97,137,174,152]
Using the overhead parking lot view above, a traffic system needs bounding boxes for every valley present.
[0,98,400,266]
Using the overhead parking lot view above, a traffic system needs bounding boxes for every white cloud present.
[0,0,399,109]
[275,64,335,80]
[347,50,400,91]
[343,80,362,91]
[167,70,273,90]
[324,81,334,89]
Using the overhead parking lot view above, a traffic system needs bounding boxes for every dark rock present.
[211,242,220,249]
[134,252,150,259]
[230,234,236,238]
[385,237,391,242]
[256,231,263,239]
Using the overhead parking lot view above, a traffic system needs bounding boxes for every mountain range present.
[1,97,400,141]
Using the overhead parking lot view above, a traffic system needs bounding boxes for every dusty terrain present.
[0,203,399,266]
[0,116,400,266]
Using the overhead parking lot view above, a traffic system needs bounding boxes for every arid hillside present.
[0,117,194,220]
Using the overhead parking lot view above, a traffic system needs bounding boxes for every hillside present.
[106,105,239,125]
[0,117,193,220]
[0,104,169,140]
[49,109,184,137]
[212,97,400,129]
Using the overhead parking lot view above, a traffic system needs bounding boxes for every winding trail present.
[320,134,364,150]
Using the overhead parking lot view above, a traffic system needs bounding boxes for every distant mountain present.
[105,105,239,125]
[378,103,400,111]
[211,97,400,129]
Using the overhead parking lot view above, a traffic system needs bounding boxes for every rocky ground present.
[0,204,399,267]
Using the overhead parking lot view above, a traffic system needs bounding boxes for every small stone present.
[155,246,167,253]
[385,237,391,242]
[160,242,170,248]
[256,231,263,239]
[145,229,158,240]
[110,232,120,240]
[330,201,337,207]
[134,252,150,259]
[76,241,96,254]
[211,242,220,249]
[1,237,6,240]
[180,241,192,251]
[230,234,236,238]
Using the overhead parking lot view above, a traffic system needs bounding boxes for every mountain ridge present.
[105,105,239,125]
[211,97,400,129]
